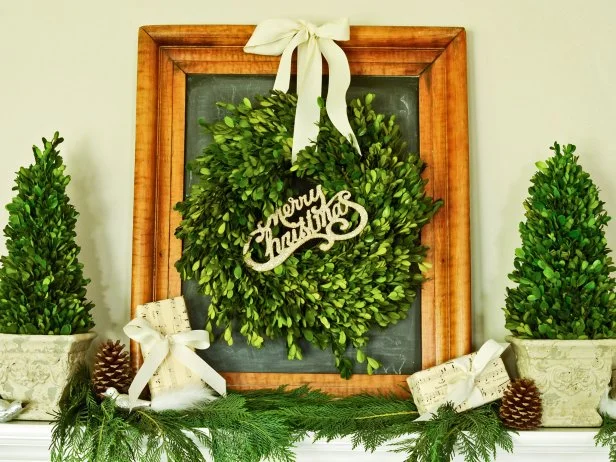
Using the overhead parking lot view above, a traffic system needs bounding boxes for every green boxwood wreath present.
[175,92,442,378]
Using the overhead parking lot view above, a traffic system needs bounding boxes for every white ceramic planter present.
[507,336,616,427]
[0,332,96,420]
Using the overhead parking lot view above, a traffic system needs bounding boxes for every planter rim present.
[505,335,616,346]
[0,331,96,341]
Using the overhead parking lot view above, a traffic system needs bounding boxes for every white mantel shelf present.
[0,422,610,462]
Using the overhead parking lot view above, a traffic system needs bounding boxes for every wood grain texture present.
[444,30,471,359]
[223,372,410,397]
[418,30,471,366]
[421,53,450,366]
[168,65,186,298]
[130,29,159,371]
[418,66,437,369]
[153,51,174,303]
[176,61,429,77]
[131,25,471,393]
[143,25,462,48]
[164,47,441,65]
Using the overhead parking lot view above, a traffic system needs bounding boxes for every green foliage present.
[175,92,442,377]
[504,142,616,339]
[241,386,419,451]
[393,403,513,462]
[51,366,296,462]
[52,368,513,462]
[0,132,94,335]
[596,415,616,462]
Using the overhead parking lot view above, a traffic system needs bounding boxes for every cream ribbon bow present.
[124,318,226,408]
[244,18,361,162]
[417,339,508,421]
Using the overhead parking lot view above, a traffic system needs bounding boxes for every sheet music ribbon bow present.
[417,339,508,421]
[244,18,361,162]
[124,318,226,408]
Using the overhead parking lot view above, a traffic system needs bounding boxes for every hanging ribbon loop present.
[124,318,226,409]
[244,18,361,162]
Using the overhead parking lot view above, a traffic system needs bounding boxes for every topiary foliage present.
[0,132,94,335]
[504,142,616,339]
[175,92,442,378]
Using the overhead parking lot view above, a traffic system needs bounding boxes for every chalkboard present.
[183,75,421,375]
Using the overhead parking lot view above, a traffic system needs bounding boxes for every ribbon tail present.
[272,29,308,93]
[471,340,508,376]
[128,342,169,408]
[173,343,227,396]
[416,376,474,420]
[446,376,476,408]
[292,36,323,162]
[319,38,361,155]
[465,387,486,410]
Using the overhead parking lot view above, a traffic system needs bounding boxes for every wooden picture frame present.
[131,25,471,395]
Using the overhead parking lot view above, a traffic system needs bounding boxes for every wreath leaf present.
[175,91,442,377]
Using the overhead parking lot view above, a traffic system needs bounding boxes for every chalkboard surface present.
[183,74,421,375]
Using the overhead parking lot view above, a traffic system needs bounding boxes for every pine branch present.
[595,416,616,461]
[50,364,92,462]
[240,386,419,451]
[52,370,512,462]
[391,403,513,462]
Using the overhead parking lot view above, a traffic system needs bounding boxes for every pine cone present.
[92,340,134,399]
[499,378,542,430]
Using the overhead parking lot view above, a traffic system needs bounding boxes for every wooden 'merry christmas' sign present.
[243,185,368,272]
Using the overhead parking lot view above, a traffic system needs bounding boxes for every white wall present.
[0,0,614,348]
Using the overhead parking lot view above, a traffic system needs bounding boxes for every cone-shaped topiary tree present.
[504,142,616,339]
[0,132,94,335]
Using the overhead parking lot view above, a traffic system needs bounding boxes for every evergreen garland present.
[51,367,514,462]
[0,132,94,335]
[596,415,616,462]
[174,92,441,377]
[504,142,616,339]
[392,403,513,462]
